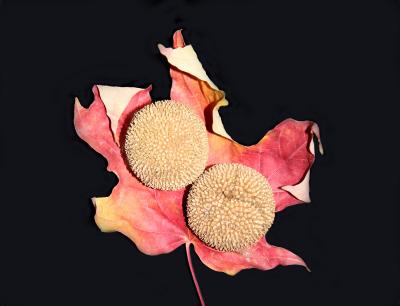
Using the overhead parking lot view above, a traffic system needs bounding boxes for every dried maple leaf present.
[74,30,323,305]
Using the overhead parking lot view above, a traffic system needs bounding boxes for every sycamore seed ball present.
[124,100,208,191]
[187,163,275,252]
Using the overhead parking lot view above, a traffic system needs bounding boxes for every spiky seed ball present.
[187,163,275,252]
[124,100,208,191]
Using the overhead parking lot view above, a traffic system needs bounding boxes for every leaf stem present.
[186,243,205,306]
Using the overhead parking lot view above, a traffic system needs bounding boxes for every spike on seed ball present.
[124,100,209,190]
[187,163,275,252]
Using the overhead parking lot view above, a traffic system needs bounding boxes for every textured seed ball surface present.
[187,163,275,252]
[124,100,208,190]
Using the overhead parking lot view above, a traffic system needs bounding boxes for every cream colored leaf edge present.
[158,43,232,140]
[97,85,144,141]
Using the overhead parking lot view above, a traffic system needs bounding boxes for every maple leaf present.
[74,30,323,305]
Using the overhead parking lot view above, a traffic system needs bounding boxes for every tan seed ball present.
[124,100,208,190]
[187,163,275,252]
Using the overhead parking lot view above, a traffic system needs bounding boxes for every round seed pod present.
[124,100,208,191]
[187,163,275,252]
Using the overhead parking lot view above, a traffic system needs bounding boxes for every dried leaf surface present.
[74,30,322,274]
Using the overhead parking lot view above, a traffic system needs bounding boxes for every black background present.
[1,0,399,305]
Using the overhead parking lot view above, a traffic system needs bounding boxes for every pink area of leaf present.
[189,235,300,304]
[192,236,308,275]
[74,86,125,175]
[74,85,188,255]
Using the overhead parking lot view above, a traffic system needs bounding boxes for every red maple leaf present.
[74,30,322,305]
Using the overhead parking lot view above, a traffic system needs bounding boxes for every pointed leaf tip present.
[173,29,186,48]
[74,97,83,113]
[311,123,324,155]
